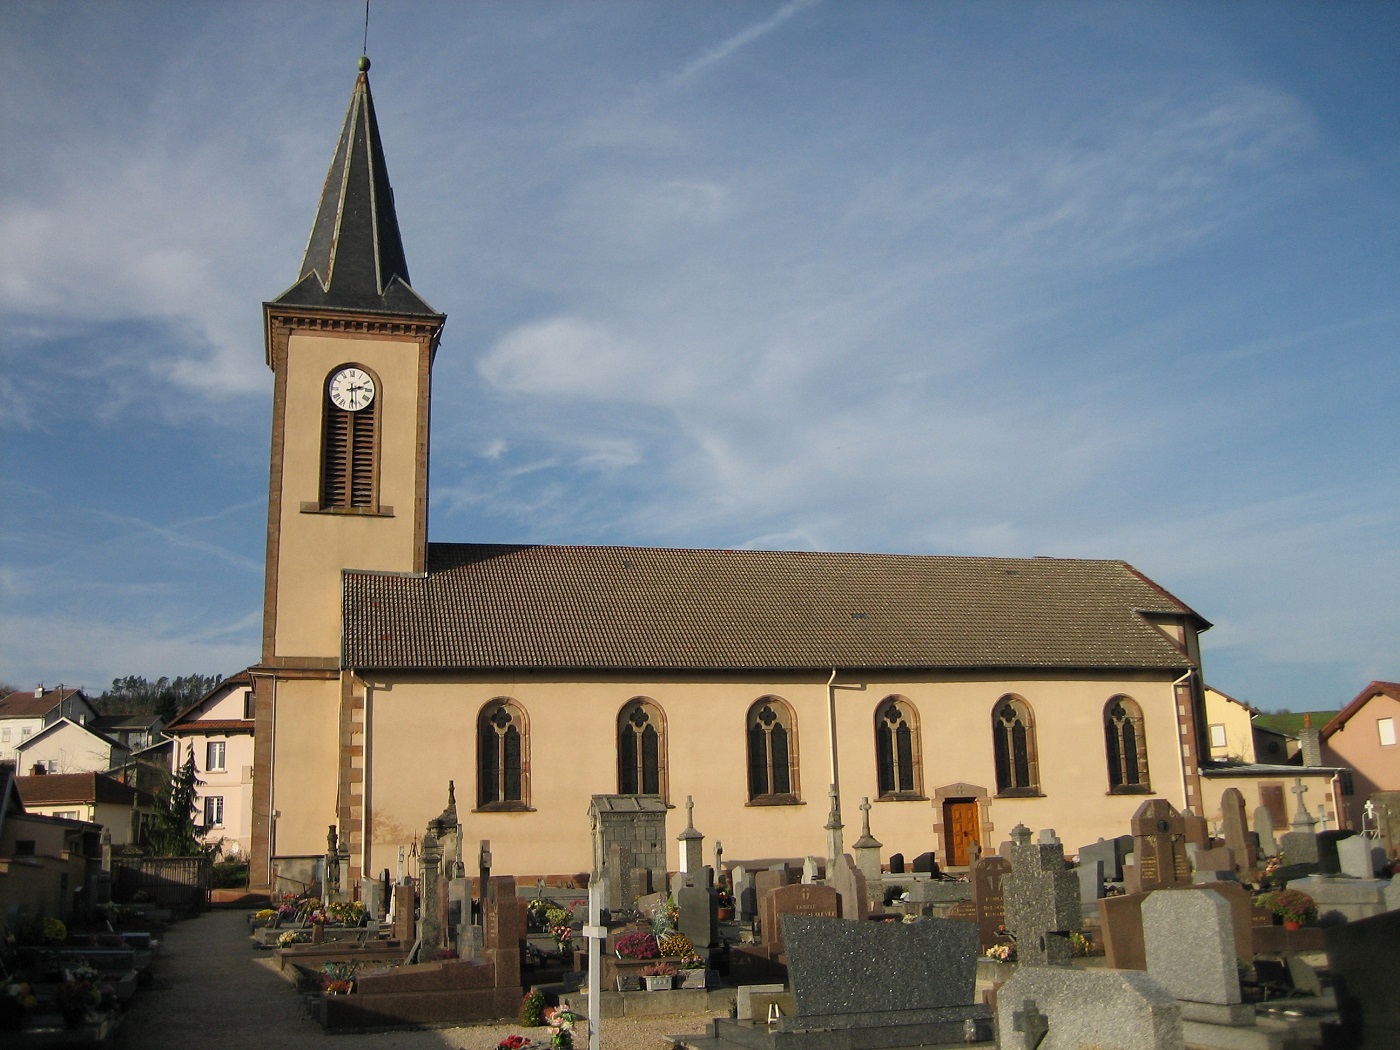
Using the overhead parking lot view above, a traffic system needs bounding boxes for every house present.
[13,772,155,847]
[163,672,255,858]
[1203,687,1260,763]
[1197,686,1350,839]
[1321,681,1400,831]
[247,60,1227,892]
[0,766,102,924]
[0,686,99,768]
[13,717,130,777]
[90,712,164,754]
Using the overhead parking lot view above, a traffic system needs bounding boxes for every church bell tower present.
[260,56,445,667]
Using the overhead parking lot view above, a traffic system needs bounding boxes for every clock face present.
[328,367,376,412]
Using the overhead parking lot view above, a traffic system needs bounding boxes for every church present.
[248,60,1214,892]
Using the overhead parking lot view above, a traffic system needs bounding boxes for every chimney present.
[34,684,45,698]
[1299,713,1322,767]
[31,764,46,776]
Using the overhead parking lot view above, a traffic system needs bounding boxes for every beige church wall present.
[1203,688,1258,763]
[272,332,424,659]
[1323,692,1400,804]
[269,677,341,859]
[359,670,1187,879]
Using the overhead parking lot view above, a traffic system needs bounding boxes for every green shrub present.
[211,861,249,888]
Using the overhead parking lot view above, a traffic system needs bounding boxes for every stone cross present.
[584,874,608,1050]
[1363,799,1378,836]
[325,823,341,897]
[419,829,443,952]
[397,845,406,884]
[852,796,884,906]
[825,784,844,862]
[1290,778,1317,831]
[715,839,723,875]
[1012,998,1050,1049]
[679,795,704,875]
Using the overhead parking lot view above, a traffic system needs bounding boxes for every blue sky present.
[2,1,1396,712]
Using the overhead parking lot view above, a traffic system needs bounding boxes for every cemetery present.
[4,779,1399,1049]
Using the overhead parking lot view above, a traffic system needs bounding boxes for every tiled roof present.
[343,543,1202,673]
[164,719,253,736]
[0,688,82,718]
[15,772,152,807]
[1321,681,1400,740]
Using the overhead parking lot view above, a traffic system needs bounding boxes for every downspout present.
[826,668,840,799]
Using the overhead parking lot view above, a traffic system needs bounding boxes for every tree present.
[144,745,211,857]
[98,673,222,721]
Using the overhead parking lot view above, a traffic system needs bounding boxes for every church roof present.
[343,543,1204,673]
[268,59,440,318]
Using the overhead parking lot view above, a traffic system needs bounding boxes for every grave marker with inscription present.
[1129,799,1191,893]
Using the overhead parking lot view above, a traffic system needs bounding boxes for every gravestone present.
[827,853,870,922]
[1099,883,1253,973]
[1077,858,1105,905]
[1218,789,1255,870]
[778,915,993,1044]
[1253,806,1278,857]
[1181,808,1210,850]
[753,865,792,912]
[589,794,667,910]
[759,883,840,958]
[802,856,820,884]
[1142,889,1252,1027]
[994,968,1184,1050]
[1337,835,1380,878]
[1324,908,1400,1048]
[1288,777,1317,831]
[734,866,758,921]
[1191,845,1235,874]
[392,876,416,943]
[971,855,1012,951]
[1315,830,1352,875]
[888,852,905,874]
[1005,825,1079,967]
[676,872,718,950]
[912,851,939,874]
[1077,838,1122,883]
[1127,799,1191,893]
[1279,826,1322,867]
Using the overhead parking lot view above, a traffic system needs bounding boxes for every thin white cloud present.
[670,0,822,86]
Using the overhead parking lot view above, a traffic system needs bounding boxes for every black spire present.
[272,57,439,317]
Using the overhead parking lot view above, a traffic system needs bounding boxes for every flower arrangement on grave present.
[1256,888,1317,926]
[1,978,38,1030]
[496,1035,532,1050]
[1259,854,1285,888]
[545,1006,577,1050]
[253,908,277,923]
[431,947,460,961]
[327,900,365,925]
[519,988,546,1027]
[1069,932,1102,957]
[551,923,574,952]
[307,902,329,925]
[985,943,1016,962]
[56,976,102,1026]
[658,932,694,957]
[614,931,660,959]
[678,952,706,970]
[277,930,309,947]
[641,961,678,978]
[325,980,353,995]
[320,962,357,991]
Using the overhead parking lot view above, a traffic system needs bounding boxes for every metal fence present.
[111,855,211,912]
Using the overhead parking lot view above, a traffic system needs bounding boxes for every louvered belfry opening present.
[321,395,377,509]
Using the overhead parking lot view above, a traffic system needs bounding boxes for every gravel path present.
[112,908,715,1050]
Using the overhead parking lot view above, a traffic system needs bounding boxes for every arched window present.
[477,698,528,808]
[1105,695,1151,792]
[320,363,381,510]
[875,697,922,798]
[747,697,799,803]
[618,698,666,797]
[992,695,1040,795]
